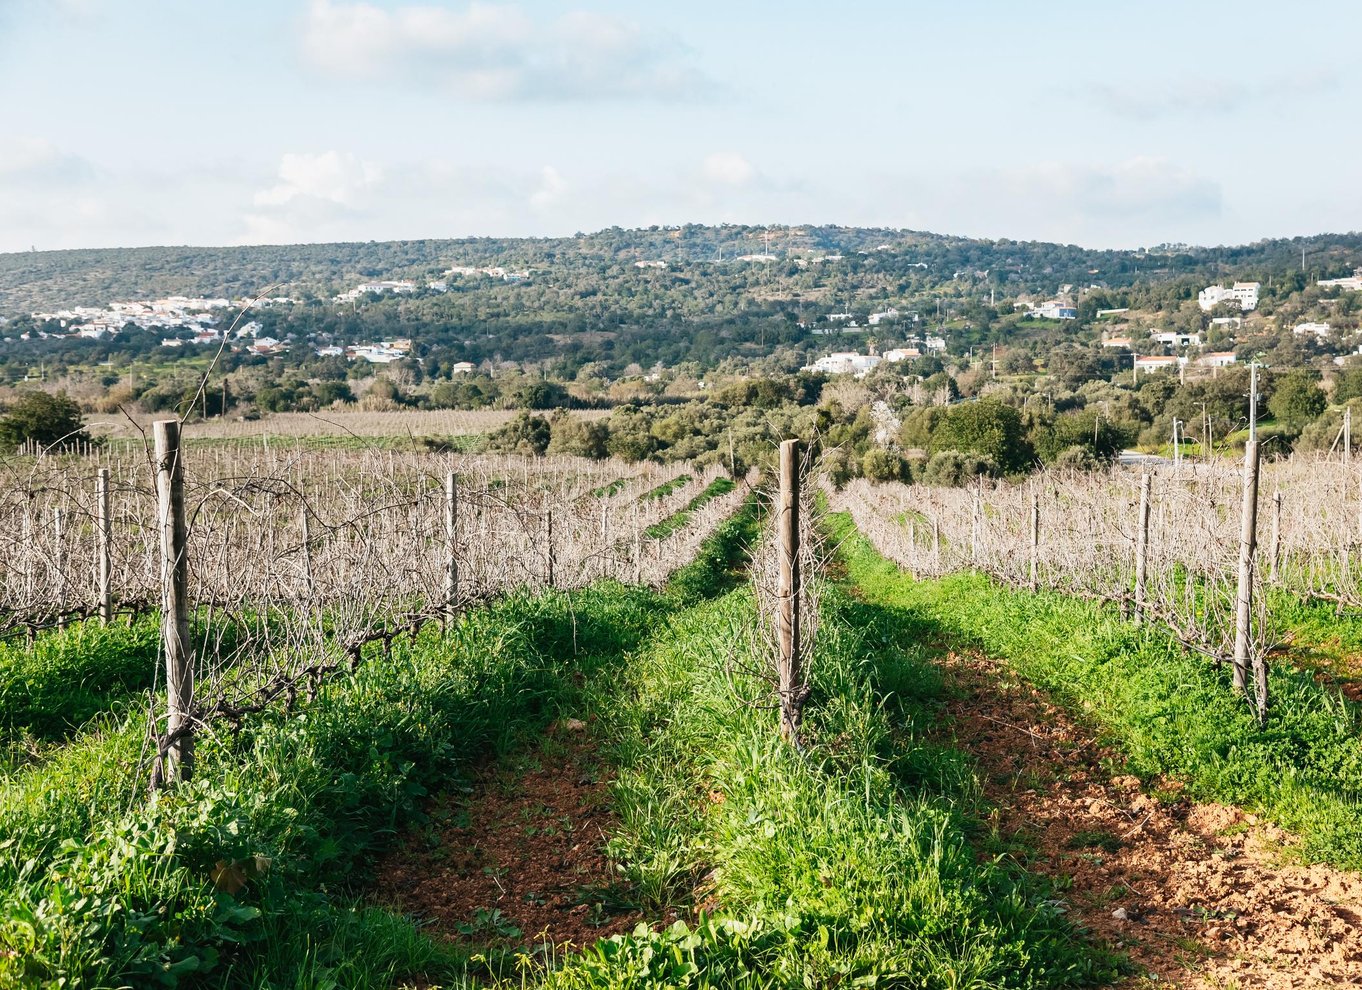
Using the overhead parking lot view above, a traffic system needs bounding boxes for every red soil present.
[937,649,1362,988]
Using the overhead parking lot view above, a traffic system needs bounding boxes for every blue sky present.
[1,0,1358,251]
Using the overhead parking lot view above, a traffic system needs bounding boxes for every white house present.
[868,308,899,326]
[1198,282,1260,312]
[450,361,476,375]
[1319,269,1362,291]
[1027,300,1078,320]
[1293,321,1332,338]
[1101,337,1133,349]
[1134,355,1183,374]
[1151,330,1202,348]
[883,347,921,362]
[1199,351,1238,368]
[1209,316,1242,330]
[802,352,883,377]
[924,335,947,352]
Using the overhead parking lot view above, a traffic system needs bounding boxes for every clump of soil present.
[937,650,1362,988]
[373,727,644,952]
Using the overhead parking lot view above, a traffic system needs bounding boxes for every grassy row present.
[0,587,660,989]
[0,499,759,990]
[829,511,1362,871]
[643,477,737,539]
[639,474,692,501]
[0,619,159,749]
[541,566,1118,985]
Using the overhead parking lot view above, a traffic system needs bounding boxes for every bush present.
[1050,445,1101,473]
[921,449,997,486]
[861,447,910,483]
[490,411,551,456]
[0,391,93,452]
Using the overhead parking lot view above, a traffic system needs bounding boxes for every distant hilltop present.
[2,224,1361,315]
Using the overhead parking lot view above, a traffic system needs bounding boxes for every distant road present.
[1118,450,1169,467]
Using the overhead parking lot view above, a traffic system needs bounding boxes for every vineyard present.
[8,429,1362,988]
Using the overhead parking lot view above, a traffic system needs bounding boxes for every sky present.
[1,0,1358,252]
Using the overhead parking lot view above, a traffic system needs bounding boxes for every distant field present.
[91,407,608,443]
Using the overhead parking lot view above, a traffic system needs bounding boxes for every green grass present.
[0,584,670,989]
[830,510,1362,873]
[545,558,1118,986]
[644,477,737,539]
[0,619,159,747]
[639,474,692,501]
[0,498,757,990]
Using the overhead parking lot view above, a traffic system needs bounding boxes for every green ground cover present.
[830,511,1362,872]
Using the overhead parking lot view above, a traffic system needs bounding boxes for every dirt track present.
[936,649,1362,988]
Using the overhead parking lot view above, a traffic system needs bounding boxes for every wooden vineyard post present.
[970,479,982,564]
[1269,489,1282,584]
[1134,473,1151,625]
[545,508,555,589]
[633,503,642,585]
[1029,490,1040,592]
[1233,438,1262,705]
[932,516,941,574]
[1234,362,1266,721]
[300,503,314,598]
[53,508,66,629]
[776,439,805,744]
[444,471,458,627]
[153,420,194,786]
[96,468,112,625]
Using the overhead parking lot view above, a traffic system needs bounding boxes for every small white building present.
[450,361,476,375]
[1151,330,1202,348]
[1198,282,1260,312]
[868,308,899,326]
[924,335,947,352]
[802,351,883,377]
[1101,336,1133,349]
[883,347,921,362]
[1319,269,1362,291]
[1293,321,1332,338]
[1134,355,1183,374]
[1199,351,1238,368]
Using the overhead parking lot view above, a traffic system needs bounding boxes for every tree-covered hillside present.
[3,225,1361,314]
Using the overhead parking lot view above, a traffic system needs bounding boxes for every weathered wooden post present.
[153,420,194,785]
[1232,365,1264,720]
[1134,472,1151,624]
[970,479,982,564]
[300,503,314,597]
[545,507,555,589]
[54,508,67,629]
[932,516,941,574]
[1269,489,1282,583]
[1029,489,1040,592]
[776,439,804,743]
[444,471,458,626]
[633,503,642,585]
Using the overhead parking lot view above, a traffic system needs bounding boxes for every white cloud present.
[300,0,714,100]
[528,165,567,209]
[701,151,755,187]
[254,151,383,207]
[1088,70,1338,121]
[0,135,93,183]
[859,157,1225,248]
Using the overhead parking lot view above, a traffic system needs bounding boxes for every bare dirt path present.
[372,725,646,954]
[935,649,1362,989]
